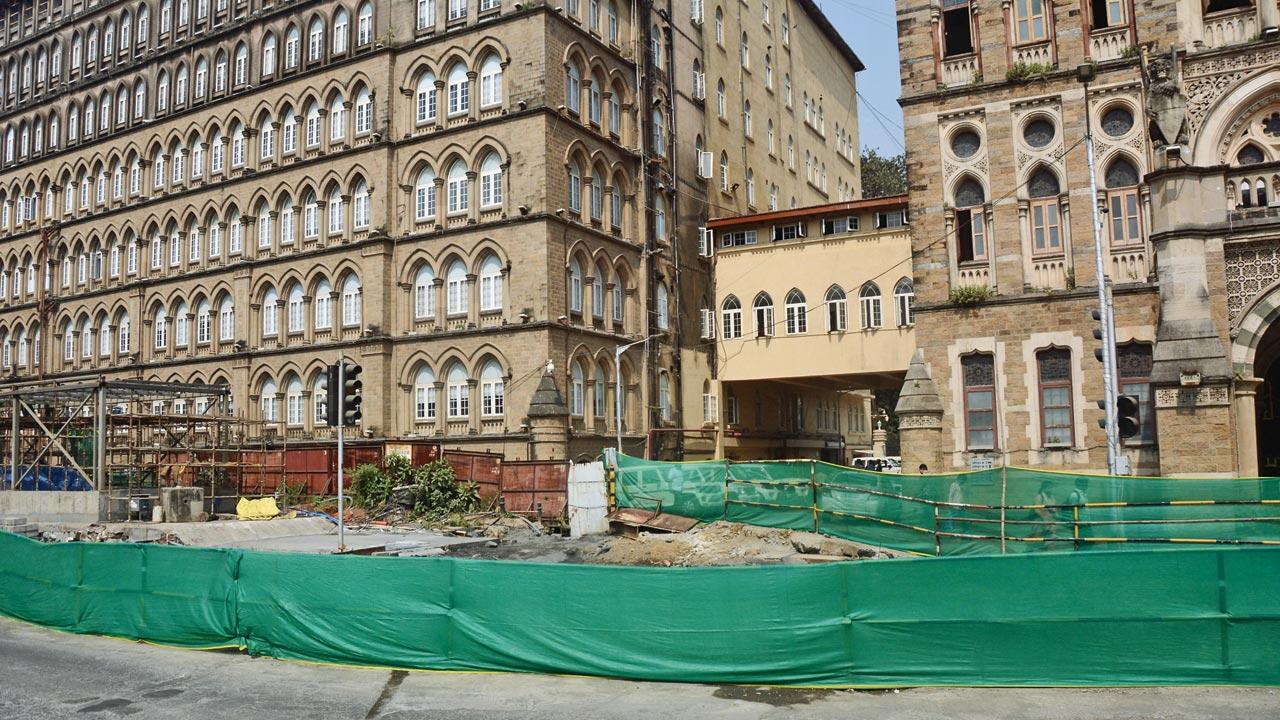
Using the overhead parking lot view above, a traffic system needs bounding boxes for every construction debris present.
[445,521,904,566]
[0,516,38,539]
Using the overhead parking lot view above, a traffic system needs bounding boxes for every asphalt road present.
[1,617,1277,720]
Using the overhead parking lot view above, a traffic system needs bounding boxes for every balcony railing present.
[1030,256,1068,290]
[1012,41,1053,67]
[1089,26,1131,62]
[941,55,979,87]
[1201,7,1257,50]
[956,264,989,288]
[1110,247,1149,283]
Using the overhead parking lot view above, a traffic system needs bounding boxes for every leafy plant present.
[279,479,311,507]
[402,460,481,520]
[1005,62,1053,83]
[350,463,393,509]
[949,285,994,305]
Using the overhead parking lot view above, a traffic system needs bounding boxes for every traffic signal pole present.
[336,354,346,552]
[1080,65,1121,475]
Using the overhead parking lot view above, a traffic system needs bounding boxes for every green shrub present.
[350,463,393,509]
[1005,62,1053,83]
[404,460,482,520]
[949,285,994,305]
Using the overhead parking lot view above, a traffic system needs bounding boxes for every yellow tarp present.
[236,497,281,520]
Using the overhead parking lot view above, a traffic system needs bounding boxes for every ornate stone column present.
[1234,377,1262,477]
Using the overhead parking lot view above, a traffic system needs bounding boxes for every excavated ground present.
[444,520,907,566]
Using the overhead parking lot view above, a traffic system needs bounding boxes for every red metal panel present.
[497,461,568,520]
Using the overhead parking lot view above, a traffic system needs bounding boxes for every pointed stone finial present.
[896,349,943,417]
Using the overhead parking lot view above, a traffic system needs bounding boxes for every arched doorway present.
[1255,319,1280,475]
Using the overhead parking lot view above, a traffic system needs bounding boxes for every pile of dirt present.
[445,521,904,567]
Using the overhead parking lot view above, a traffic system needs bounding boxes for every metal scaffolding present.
[0,377,286,520]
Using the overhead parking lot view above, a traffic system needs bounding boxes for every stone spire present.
[526,363,569,460]
[895,349,944,472]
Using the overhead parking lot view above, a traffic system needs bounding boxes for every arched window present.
[715,78,725,118]
[567,160,582,212]
[415,71,438,125]
[480,360,504,417]
[894,278,914,326]
[219,297,234,341]
[329,95,346,141]
[1105,156,1142,247]
[446,160,468,214]
[657,370,671,422]
[286,283,305,332]
[608,81,622,135]
[859,283,882,329]
[479,153,503,208]
[341,274,362,326]
[354,86,372,134]
[416,0,435,29]
[262,286,279,336]
[654,195,667,239]
[308,371,327,425]
[721,295,742,339]
[447,63,469,116]
[446,259,468,315]
[414,365,437,421]
[302,190,318,237]
[479,54,502,107]
[740,32,750,67]
[98,317,111,356]
[314,278,332,329]
[153,306,168,348]
[568,258,584,313]
[752,293,774,337]
[261,33,277,76]
[333,9,350,54]
[570,361,585,416]
[589,72,603,125]
[353,180,370,229]
[608,1,619,42]
[259,115,274,161]
[714,6,723,42]
[196,299,212,343]
[1027,167,1061,255]
[593,365,606,420]
[327,187,344,235]
[260,378,279,422]
[565,61,581,113]
[954,177,987,263]
[784,289,806,334]
[651,107,665,155]
[308,18,325,62]
[825,286,847,332]
[479,254,503,312]
[173,300,189,348]
[234,43,248,86]
[719,152,729,193]
[357,2,374,44]
[656,281,670,330]
[446,363,469,418]
[285,26,300,68]
[414,264,436,318]
[415,166,437,220]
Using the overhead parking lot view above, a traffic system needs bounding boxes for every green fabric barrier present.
[2,529,1280,686]
[615,454,1280,556]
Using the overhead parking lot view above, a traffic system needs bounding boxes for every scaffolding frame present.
[0,377,287,520]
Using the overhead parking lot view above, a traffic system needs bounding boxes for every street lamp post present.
[1078,62,1122,474]
[615,335,658,453]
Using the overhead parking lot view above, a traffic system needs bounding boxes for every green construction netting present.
[613,454,1280,555]
[1,530,1279,686]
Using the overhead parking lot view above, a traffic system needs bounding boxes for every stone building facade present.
[0,0,860,461]
[894,0,1280,476]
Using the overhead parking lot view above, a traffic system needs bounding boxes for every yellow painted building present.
[707,195,915,461]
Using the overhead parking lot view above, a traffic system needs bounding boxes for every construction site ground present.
[444,520,906,566]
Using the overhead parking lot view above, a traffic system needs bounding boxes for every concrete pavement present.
[1,617,1276,719]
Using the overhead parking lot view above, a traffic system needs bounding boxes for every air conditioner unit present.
[697,151,713,179]
[698,227,714,257]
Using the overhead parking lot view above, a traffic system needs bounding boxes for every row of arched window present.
[1,2,377,166]
[0,174,373,309]
[719,280,914,339]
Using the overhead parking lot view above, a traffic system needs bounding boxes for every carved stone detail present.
[1154,385,1232,409]
[1225,239,1280,325]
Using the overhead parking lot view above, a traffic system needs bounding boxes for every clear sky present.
[814,0,904,155]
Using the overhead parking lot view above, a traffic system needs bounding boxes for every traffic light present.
[341,361,363,426]
[1116,394,1140,439]
[1091,308,1105,362]
[325,363,340,427]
